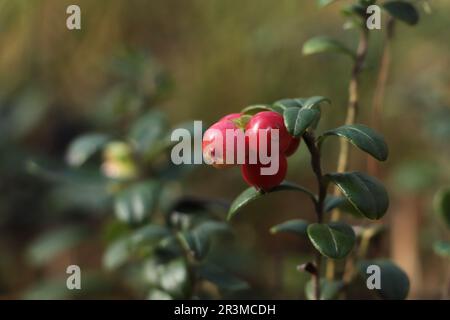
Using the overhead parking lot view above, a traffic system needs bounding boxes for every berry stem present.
[303,131,327,300]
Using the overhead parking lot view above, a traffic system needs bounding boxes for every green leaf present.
[27,226,89,266]
[178,221,229,260]
[317,0,336,7]
[130,225,170,247]
[66,133,110,167]
[433,187,450,228]
[241,105,273,115]
[307,222,355,259]
[305,279,344,300]
[433,241,450,258]
[198,264,249,292]
[358,259,410,300]
[320,124,388,161]
[392,160,438,193]
[383,1,419,26]
[231,115,252,129]
[326,172,389,220]
[103,237,130,270]
[114,181,160,224]
[302,96,331,109]
[283,108,321,138]
[147,289,172,300]
[128,110,167,154]
[324,195,347,212]
[270,219,309,237]
[228,182,316,220]
[272,98,305,110]
[324,195,364,218]
[144,258,187,297]
[303,36,355,59]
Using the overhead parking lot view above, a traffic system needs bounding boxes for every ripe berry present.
[202,115,243,168]
[245,111,293,156]
[241,154,287,191]
[284,137,300,157]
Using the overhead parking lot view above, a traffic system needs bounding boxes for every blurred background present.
[0,0,448,299]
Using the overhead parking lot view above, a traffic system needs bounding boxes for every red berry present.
[284,137,300,157]
[202,116,243,168]
[245,111,292,156]
[241,154,287,191]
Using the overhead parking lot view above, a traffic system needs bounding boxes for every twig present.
[327,29,369,280]
[368,17,395,177]
[303,132,327,300]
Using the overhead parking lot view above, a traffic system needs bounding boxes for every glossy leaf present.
[320,124,388,161]
[305,279,344,300]
[270,219,309,237]
[303,36,355,58]
[433,187,450,228]
[326,172,389,220]
[272,98,305,110]
[27,226,88,266]
[66,133,109,167]
[324,195,346,213]
[302,96,331,109]
[241,105,273,115]
[383,1,419,25]
[433,241,450,258]
[324,195,364,218]
[128,110,167,154]
[147,289,172,300]
[178,221,229,260]
[114,181,160,224]
[144,259,187,297]
[130,225,170,246]
[198,264,249,292]
[283,108,320,138]
[307,222,355,259]
[228,182,316,220]
[103,237,130,270]
[358,259,410,300]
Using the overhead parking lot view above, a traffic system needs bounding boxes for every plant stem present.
[368,17,395,177]
[175,232,198,299]
[303,132,327,300]
[327,28,369,281]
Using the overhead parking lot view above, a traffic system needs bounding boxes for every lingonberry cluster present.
[202,111,300,191]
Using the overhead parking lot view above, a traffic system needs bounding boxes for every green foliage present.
[284,108,320,138]
[433,187,450,228]
[228,182,316,220]
[241,105,273,115]
[358,260,410,300]
[114,181,160,224]
[319,124,388,161]
[327,172,389,220]
[433,241,450,258]
[178,221,230,261]
[382,1,419,26]
[305,279,344,300]
[66,133,110,167]
[317,0,337,8]
[303,36,355,59]
[26,225,89,266]
[103,236,131,271]
[197,264,249,292]
[307,222,355,259]
[270,219,309,237]
[128,110,168,154]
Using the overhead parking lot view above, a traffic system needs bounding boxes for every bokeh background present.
[0,0,448,299]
